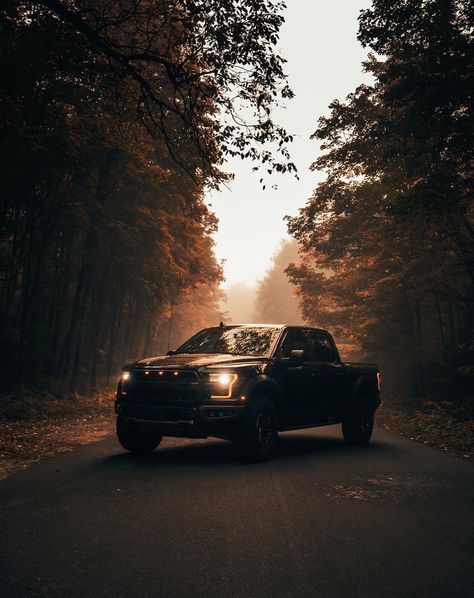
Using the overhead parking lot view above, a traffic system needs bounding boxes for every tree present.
[0,1,233,394]
[21,0,296,183]
[287,0,473,399]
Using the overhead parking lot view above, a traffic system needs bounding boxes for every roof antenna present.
[219,321,224,328]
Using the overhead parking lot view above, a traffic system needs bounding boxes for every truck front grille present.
[124,369,200,405]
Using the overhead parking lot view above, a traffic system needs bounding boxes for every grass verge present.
[377,398,473,461]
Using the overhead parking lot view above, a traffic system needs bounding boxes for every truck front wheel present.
[236,397,278,462]
[342,397,374,445]
[116,418,163,454]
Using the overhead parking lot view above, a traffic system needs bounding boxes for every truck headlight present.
[209,373,238,399]
[122,372,130,382]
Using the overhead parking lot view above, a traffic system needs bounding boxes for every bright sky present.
[207,0,372,288]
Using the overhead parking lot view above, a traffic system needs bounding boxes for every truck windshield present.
[174,327,280,357]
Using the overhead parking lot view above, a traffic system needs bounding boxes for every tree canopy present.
[8,0,295,183]
[0,0,296,393]
[287,0,473,398]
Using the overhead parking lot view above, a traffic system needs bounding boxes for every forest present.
[0,0,293,395]
[287,0,473,400]
[1,0,472,406]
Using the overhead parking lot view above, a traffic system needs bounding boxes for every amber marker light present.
[209,373,238,399]
[173,371,179,376]
[377,372,382,391]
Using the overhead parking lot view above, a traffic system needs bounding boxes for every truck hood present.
[134,353,266,368]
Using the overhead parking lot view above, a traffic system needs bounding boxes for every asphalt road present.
[0,425,473,598]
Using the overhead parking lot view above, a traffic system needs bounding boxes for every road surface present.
[0,426,473,597]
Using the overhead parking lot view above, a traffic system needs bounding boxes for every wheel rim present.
[256,411,274,447]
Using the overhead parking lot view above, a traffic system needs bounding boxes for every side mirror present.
[167,349,177,356]
[289,349,305,363]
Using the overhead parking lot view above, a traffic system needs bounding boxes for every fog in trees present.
[253,240,305,325]
[0,0,293,395]
[221,284,256,324]
[287,0,473,399]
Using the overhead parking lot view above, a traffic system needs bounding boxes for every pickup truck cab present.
[115,324,381,461]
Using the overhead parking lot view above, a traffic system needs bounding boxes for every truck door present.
[276,328,314,426]
[304,330,346,421]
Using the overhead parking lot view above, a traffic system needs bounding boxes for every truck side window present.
[307,331,336,363]
[279,329,311,360]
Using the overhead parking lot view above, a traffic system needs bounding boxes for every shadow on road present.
[97,430,392,471]
[276,433,389,460]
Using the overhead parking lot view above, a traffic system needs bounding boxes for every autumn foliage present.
[287,0,473,400]
[0,0,292,394]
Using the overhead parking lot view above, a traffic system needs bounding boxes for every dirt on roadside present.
[0,411,115,480]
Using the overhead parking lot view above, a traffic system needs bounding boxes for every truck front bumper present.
[115,400,245,439]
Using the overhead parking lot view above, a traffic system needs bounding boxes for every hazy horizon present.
[209,0,372,289]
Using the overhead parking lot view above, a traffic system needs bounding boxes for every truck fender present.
[350,375,378,409]
[241,374,283,417]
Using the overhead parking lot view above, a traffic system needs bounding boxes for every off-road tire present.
[116,417,163,454]
[236,397,278,462]
[342,396,374,445]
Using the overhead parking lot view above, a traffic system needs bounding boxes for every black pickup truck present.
[115,324,381,461]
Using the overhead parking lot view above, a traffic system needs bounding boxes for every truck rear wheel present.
[342,397,374,445]
[116,418,163,454]
[236,397,278,462]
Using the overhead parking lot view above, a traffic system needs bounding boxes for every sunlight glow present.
[209,0,372,288]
